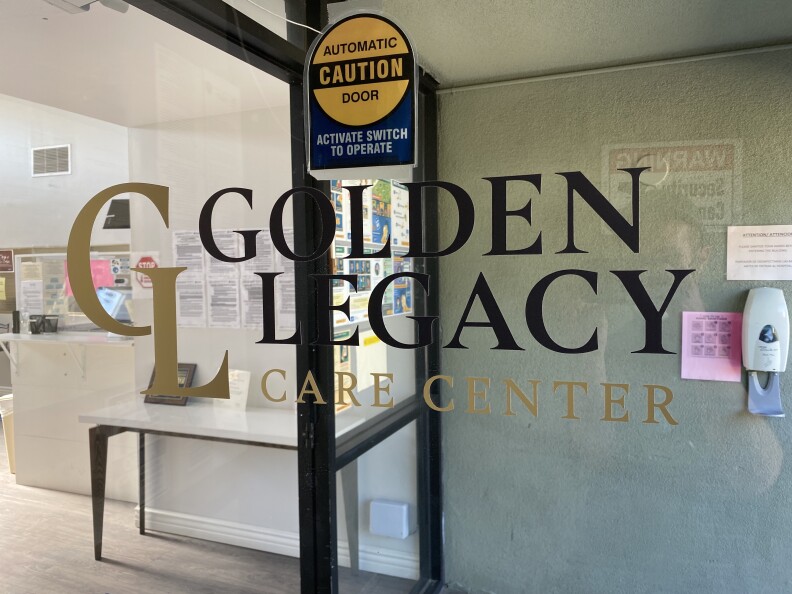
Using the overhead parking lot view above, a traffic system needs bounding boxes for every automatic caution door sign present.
[306,13,417,179]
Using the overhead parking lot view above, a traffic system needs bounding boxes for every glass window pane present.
[337,422,419,592]
[0,2,307,591]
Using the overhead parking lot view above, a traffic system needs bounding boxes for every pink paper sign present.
[681,312,743,382]
[64,259,115,296]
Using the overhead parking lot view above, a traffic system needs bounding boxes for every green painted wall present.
[437,49,792,593]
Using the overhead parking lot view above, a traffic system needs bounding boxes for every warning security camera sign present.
[306,14,417,178]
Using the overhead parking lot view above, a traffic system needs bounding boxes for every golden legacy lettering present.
[262,369,678,425]
[67,169,691,415]
[66,184,230,400]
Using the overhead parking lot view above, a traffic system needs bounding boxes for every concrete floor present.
[0,421,419,593]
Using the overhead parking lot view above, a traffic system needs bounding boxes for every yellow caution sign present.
[310,16,413,126]
[307,14,416,173]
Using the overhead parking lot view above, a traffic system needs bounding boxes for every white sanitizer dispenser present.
[742,287,789,417]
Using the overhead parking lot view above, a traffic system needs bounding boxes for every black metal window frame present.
[125,1,443,592]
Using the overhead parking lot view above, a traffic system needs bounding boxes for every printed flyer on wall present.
[681,312,743,382]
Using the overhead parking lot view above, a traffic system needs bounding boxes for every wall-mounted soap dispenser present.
[742,287,789,417]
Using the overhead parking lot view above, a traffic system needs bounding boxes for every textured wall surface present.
[438,49,792,593]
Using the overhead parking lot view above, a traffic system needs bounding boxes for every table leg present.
[139,432,145,535]
[89,426,109,561]
[89,425,125,561]
[340,459,359,575]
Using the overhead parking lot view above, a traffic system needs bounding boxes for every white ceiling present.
[0,0,289,127]
[2,0,791,126]
[332,0,792,87]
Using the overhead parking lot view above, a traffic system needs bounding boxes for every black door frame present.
[126,1,442,592]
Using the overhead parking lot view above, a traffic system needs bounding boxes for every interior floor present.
[0,421,417,594]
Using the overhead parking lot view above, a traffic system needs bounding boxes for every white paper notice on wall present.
[205,230,241,329]
[20,280,44,314]
[20,262,42,282]
[727,225,792,280]
[240,230,275,329]
[217,368,251,411]
[172,230,207,327]
[275,228,296,332]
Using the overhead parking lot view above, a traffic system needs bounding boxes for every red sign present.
[134,256,158,288]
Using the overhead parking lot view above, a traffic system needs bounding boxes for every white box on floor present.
[369,499,416,539]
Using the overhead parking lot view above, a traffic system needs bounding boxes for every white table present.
[80,399,364,566]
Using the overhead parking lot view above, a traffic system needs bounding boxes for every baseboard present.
[137,507,419,580]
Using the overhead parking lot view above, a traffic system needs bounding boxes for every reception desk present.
[0,333,137,501]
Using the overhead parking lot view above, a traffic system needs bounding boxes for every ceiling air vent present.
[32,144,71,177]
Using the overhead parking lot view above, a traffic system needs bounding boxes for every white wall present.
[0,93,130,248]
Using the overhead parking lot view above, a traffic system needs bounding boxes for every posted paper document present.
[681,312,743,382]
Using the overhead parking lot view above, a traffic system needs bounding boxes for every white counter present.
[5,332,137,500]
[0,332,133,346]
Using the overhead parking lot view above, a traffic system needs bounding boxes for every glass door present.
[287,5,444,589]
[139,2,446,592]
